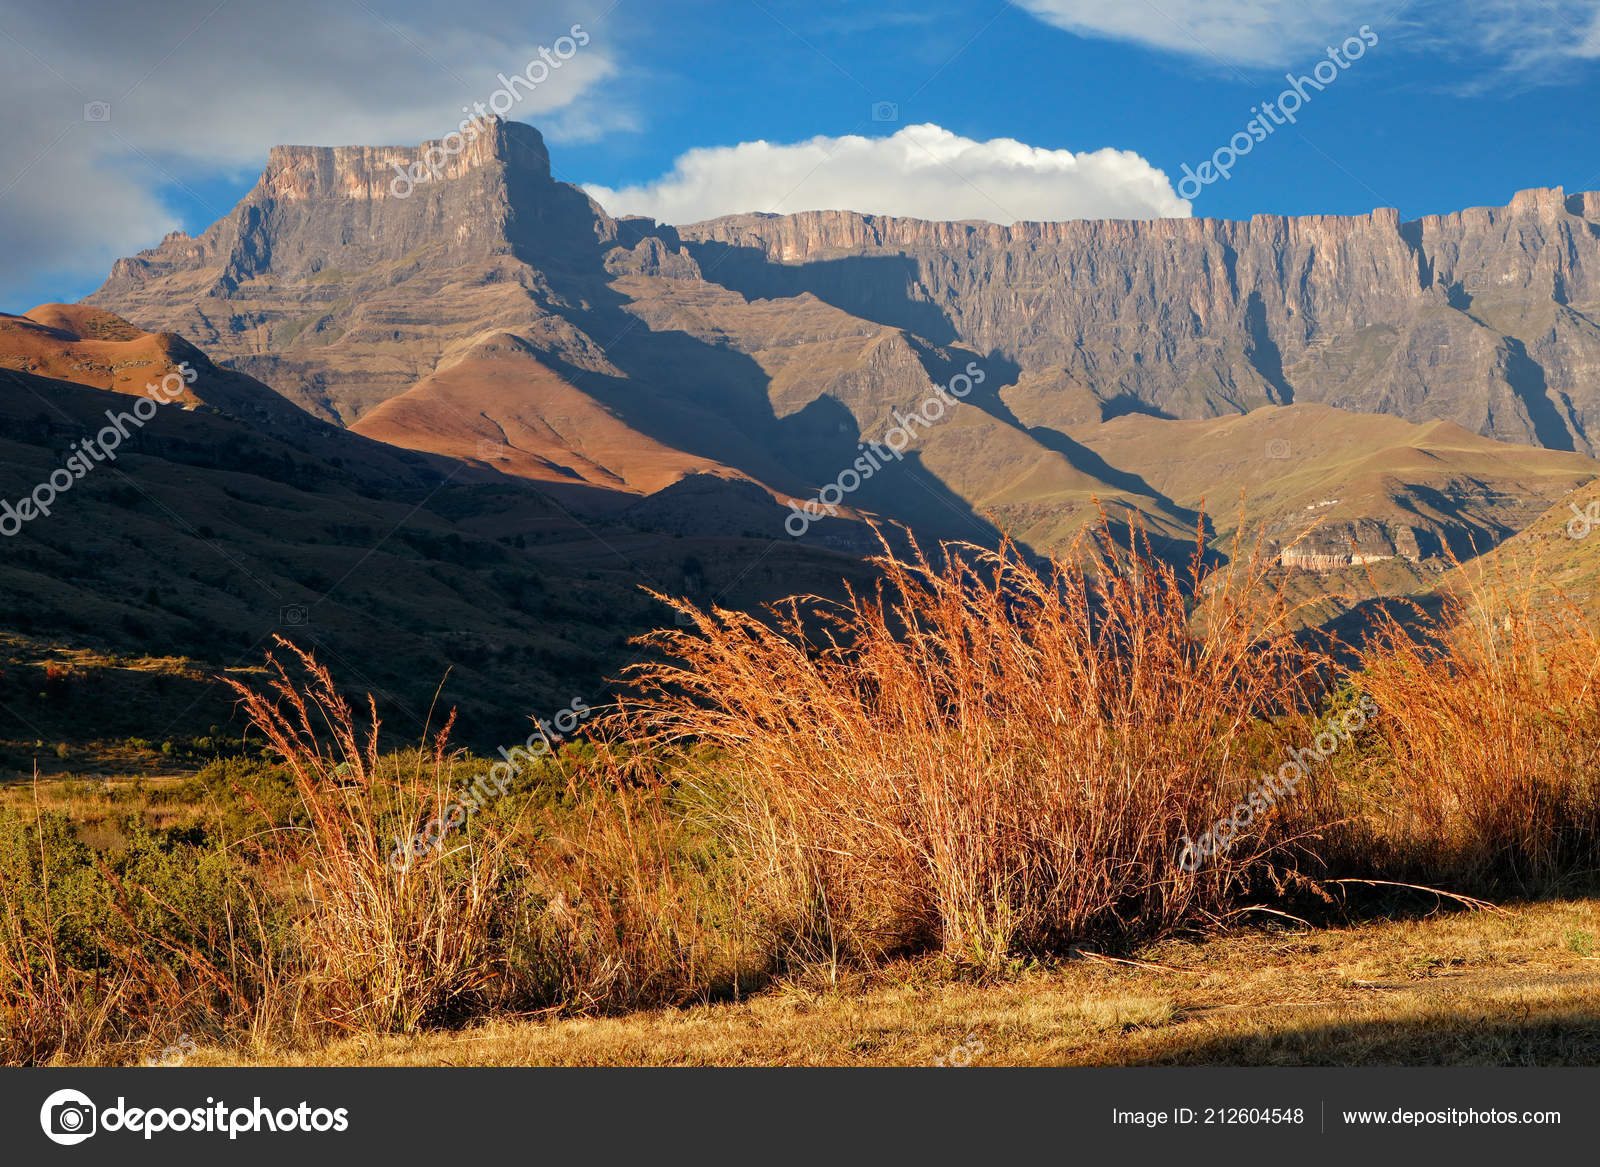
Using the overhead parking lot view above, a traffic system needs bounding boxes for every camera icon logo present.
[40,1089,97,1145]
[871,101,899,122]
[280,604,310,626]
[476,438,507,461]
[1265,438,1292,460]
[83,101,111,122]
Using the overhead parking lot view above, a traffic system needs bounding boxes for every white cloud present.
[1013,0,1349,69]
[583,123,1191,226]
[1015,0,1600,73]
[0,134,180,306]
[1474,0,1600,71]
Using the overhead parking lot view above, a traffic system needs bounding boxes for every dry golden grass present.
[176,896,1600,1066]
[0,774,194,827]
[12,521,1600,1066]
[218,638,762,1038]
[623,524,1332,966]
[223,640,530,1035]
[1344,561,1600,890]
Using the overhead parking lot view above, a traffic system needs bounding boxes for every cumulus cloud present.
[1015,0,1600,73]
[0,0,625,306]
[584,124,1191,226]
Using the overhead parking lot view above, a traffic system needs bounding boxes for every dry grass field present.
[184,897,1600,1067]
[6,522,1600,1068]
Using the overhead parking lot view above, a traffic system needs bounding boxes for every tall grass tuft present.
[224,638,520,1034]
[1349,563,1600,891]
[224,639,757,1034]
[620,524,1330,966]
[503,737,765,1012]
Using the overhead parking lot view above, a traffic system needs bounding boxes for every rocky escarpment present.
[1272,520,1416,570]
[99,119,584,288]
[90,117,1600,455]
[90,118,1600,451]
[676,189,1600,453]
[80,120,1600,574]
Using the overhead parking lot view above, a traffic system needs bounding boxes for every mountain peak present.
[258,117,550,202]
[91,118,590,321]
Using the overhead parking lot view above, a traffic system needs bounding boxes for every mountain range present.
[84,118,1600,567]
[3,116,1597,743]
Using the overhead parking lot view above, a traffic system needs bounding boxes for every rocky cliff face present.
[676,188,1600,452]
[101,119,576,286]
[91,119,618,424]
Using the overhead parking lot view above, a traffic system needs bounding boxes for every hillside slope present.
[0,315,874,746]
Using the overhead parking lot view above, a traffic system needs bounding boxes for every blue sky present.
[3,0,1598,309]
[565,0,1599,220]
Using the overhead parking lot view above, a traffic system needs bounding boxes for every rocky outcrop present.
[1278,547,1395,570]
[1274,518,1412,570]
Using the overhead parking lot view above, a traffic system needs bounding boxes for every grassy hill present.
[1074,403,1599,560]
[0,336,874,756]
[1434,481,1600,618]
